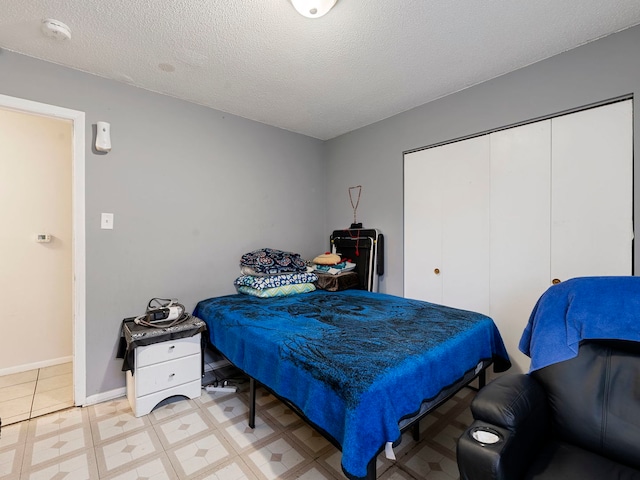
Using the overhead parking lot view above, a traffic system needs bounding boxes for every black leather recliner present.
[457,340,640,480]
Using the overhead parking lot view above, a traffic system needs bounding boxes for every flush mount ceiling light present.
[291,0,337,18]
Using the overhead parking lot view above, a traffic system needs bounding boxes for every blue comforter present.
[519,276,640,372]
[194,289,509,479]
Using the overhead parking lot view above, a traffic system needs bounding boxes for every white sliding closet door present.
[404,148,444,304]
[551,100,633,281]
[404,135,491,314]
[404,99,632,375]
[490,121,552,373]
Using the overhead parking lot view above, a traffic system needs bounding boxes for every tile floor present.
[0,384,475,479]
[0,363,74,426]
[0,352,476,479]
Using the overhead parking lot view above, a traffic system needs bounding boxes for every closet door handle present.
[552,278,561,285]
[434,268,441,275]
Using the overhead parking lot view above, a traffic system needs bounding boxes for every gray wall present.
[2,22,640,397]
[325,24,640,297]
[0,51,327,396]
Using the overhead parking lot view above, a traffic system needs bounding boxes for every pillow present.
[313,252,341,265]
[234,272,318,290]
[240,248,307,275]
[237,283,316,298]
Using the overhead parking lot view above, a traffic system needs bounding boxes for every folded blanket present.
[234,272,318,290]
[237,283,316,298]
[519,276,640,372]
[240,248,307,275]
[313,261,356,275]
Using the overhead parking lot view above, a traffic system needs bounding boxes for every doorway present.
[0,94,86,424]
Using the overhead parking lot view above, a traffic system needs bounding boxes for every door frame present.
[0,93,86,406]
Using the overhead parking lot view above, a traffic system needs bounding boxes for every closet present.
[404,100,633,373]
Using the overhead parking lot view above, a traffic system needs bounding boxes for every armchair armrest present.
[457,374,550,480]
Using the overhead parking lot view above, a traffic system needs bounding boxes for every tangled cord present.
[133,297,191,328]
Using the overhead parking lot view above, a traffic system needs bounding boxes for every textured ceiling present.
[2,1,640,140]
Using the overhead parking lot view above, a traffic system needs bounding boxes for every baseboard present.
[80,359,230,407]
[83,362,226,407]
[83,387,126,407]
[0,356,73,377]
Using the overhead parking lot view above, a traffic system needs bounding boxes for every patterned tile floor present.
[0,379,476,480]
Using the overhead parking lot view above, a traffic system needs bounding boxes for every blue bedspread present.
[194,290,509,479]
[519,276,640,372]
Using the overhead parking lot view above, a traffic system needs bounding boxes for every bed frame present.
[244,360,489,479]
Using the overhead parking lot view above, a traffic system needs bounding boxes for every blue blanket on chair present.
[194,289,509,479]
[519,276,640,372]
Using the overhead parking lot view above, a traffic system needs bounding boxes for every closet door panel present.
[404,135,491,312]
[441,135,491,314]
[404,149,444,303]
[551,100,633,280]
[490,121,551,373]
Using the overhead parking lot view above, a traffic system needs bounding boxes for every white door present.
[551,100,633,281]
[404,135,491,314]
[490,101,632,373]
[490,121,552,373]
[404,146,444,303]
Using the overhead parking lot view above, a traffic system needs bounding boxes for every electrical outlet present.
[101,213,114,230]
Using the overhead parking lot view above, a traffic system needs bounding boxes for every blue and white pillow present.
[234,272,318,290]
[237,283,316,298]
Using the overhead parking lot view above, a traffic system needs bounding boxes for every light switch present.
[101,213,114,230]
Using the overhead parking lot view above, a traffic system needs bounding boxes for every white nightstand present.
[126,332,202,417]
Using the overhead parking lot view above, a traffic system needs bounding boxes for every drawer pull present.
[169,373,175,378]
[169,345,175,350]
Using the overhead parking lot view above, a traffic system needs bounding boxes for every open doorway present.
[0,94,85,425]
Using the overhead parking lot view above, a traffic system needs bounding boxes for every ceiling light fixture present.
[291,0,337,18]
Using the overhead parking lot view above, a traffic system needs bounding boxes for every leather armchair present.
[457,340,640,480]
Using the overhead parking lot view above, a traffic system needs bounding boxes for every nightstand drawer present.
[136,334,201,368]
[135,353,201,397]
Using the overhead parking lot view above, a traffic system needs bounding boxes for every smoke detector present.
[41,19,71,41]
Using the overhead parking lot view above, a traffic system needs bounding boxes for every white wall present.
[0,108,73,372]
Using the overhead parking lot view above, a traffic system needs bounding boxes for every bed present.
[193,289,510,479]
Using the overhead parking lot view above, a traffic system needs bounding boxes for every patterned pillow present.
[240,248,307,275]
[234,272,318,290]
[237,283,316,298]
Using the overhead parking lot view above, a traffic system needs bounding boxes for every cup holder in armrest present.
[469,426,503,445]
